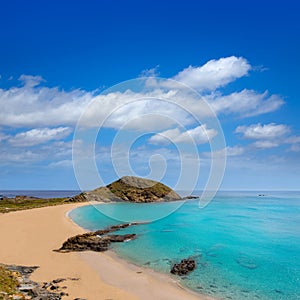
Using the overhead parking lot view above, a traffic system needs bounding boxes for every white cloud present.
[285,136,300,144]
[226,146,245,156]
[0,132,8,142]
[253,140,279,149]
[149,124,217,145]
[9,127,72,147]
[149,128,181,145]
[203,146,245,158]
[235,123,290,139]
[0,82,92,127]
[234,123,300,150]
[211,90,284,117]
[49,159,73,168]
[19,74,45,87]
[0,150,42,163]
[173,56,251,91]
[290,144,300,152]
[0,57,284,131]
[139,65,160,77]
[0,140,73,164]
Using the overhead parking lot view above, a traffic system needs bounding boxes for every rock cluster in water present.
[170,258,196,276]
[55,222,142,253]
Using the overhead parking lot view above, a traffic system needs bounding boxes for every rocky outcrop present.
[170,258,196,276]
[0,264,66,299]
[55,222,142,253]
[84,176,182,203]
[182,195,198,200]
[64,193,87,203]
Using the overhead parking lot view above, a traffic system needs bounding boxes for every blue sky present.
[0,0,299,190]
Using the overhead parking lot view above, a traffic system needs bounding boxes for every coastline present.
[79,250,212,300]
[0,202,214,299]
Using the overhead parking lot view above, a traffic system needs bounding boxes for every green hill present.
[84,176,182,203]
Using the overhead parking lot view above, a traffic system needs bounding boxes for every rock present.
[19,284,37,291]
[56,232,136,252]
[50,284,59,290]
[69,277,80,281]
[65,193,87,203]
[12,295,24,300]
[42,282,51,289]
[55,222,142,253]
[0,264,63,299]
[170,258,196,276]
[182,195,198,200]
[52,278,66,284]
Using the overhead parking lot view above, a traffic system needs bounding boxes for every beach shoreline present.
[0,202,213,299]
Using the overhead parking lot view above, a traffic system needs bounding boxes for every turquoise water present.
[69,192,300,300]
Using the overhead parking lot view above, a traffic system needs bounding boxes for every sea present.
[3,190,300,299]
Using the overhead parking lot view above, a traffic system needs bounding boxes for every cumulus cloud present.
[0,140,73,163]
[173,56,251,91]
[139,65,160,77]
[235,123,290,139]
[149,124,217,145]
[0,83,283,131]
[210,90,284,117]
[226,146,245,156]
[235,123,300,150]
[0,82,92,127]
[19,74,45,87]
[253,140,279,149]
[0,57,284,131]
[8,127,72,147]
[48,159,73,168]
[0,56,291,175]
[285,136,300,144]
[0,150,42,163]
[203,145,245,158]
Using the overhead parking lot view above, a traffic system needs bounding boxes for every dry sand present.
[0,203,213,299]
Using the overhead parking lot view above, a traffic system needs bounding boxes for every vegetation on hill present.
[0,265,18,298]
[86,176,182,203]
[0,194,87,213]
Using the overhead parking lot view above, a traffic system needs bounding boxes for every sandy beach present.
[0,203,213,300]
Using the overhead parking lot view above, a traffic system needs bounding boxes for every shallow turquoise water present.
[69,192,300,300]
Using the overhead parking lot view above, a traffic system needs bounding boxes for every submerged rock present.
[236,254,258,269]
[170,258,196,276]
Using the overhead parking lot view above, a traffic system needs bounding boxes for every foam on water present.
[69,192,300,300]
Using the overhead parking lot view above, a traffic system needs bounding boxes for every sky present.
[0,0,299,191]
